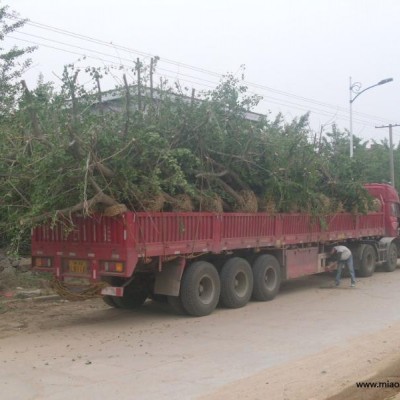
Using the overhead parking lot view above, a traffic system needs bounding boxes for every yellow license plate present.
[68,260,88,274]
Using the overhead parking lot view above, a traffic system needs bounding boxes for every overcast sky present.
[6,0,400,144]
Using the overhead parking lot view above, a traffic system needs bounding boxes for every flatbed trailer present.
[32,183,400,316]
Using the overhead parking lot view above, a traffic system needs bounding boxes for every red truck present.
[31,183,400,316]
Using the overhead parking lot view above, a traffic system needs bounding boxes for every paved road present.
[1,267,400,400]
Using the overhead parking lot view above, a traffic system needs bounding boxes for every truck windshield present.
[391,203,400,217]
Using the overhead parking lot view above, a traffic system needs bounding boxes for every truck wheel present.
[252,254,281,301]
[220,257,253,308]
[167,295,187,315]
[113,292,148,309]
[384,242,398,272]
[149,293,168,303]
[112,281,148,309]
[180,261,220,317]
[358,244,376,277]
[102,295,120,308]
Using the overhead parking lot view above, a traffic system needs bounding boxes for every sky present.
[5,0,400,144]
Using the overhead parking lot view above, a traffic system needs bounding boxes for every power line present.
[6,15,397,130]
[6,15,222,78]
[16,17,391,122]
[9,34,393,130]
[13,30,138,64]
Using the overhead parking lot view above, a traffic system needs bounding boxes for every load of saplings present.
[0,61,374,251]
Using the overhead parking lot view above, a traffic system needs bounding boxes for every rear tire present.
[112,280,148,309]
[180,261,220,317]
[358,245,376,277]
[220,257,253,308]
[150,293,168,303]
[102,295,120,308]
[252,254,281,301]
[167,295,187,315]
[384,242,398,272]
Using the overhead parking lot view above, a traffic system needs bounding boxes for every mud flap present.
[154,257,186,296]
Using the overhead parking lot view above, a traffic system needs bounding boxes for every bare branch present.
[20,191,118,225]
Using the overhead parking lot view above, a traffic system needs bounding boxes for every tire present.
[150,293,168,303]
[384,242,398,272]
[252,254,281,301]
[358,244,376,277]
[167,295,187,315]
[220,257,253,308]
[180,261,220,317]
[112,280,148,309]
[102,295,120,308]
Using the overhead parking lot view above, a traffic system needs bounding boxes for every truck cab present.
[364,183,400,237]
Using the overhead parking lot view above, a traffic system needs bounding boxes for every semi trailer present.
[32,183,400,316]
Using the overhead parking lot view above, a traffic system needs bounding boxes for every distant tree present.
[0,3,35,115]
[316,125,372,212]
[357,140,390,184]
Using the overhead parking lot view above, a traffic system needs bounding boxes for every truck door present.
[390,202,400,236]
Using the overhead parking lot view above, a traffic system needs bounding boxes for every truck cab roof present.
[364,183,400,203]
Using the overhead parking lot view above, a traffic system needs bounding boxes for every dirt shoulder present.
[3,269,400,400]
[0,296,107,339]
[200,321,400,400]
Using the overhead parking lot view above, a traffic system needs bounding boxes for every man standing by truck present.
[329,245,356,287]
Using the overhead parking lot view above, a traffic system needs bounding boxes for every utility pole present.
[375,124,400,187]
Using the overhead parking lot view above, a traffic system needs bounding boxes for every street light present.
[349,77,393,157]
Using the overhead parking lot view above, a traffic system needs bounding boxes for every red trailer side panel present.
[32,211,386,280]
